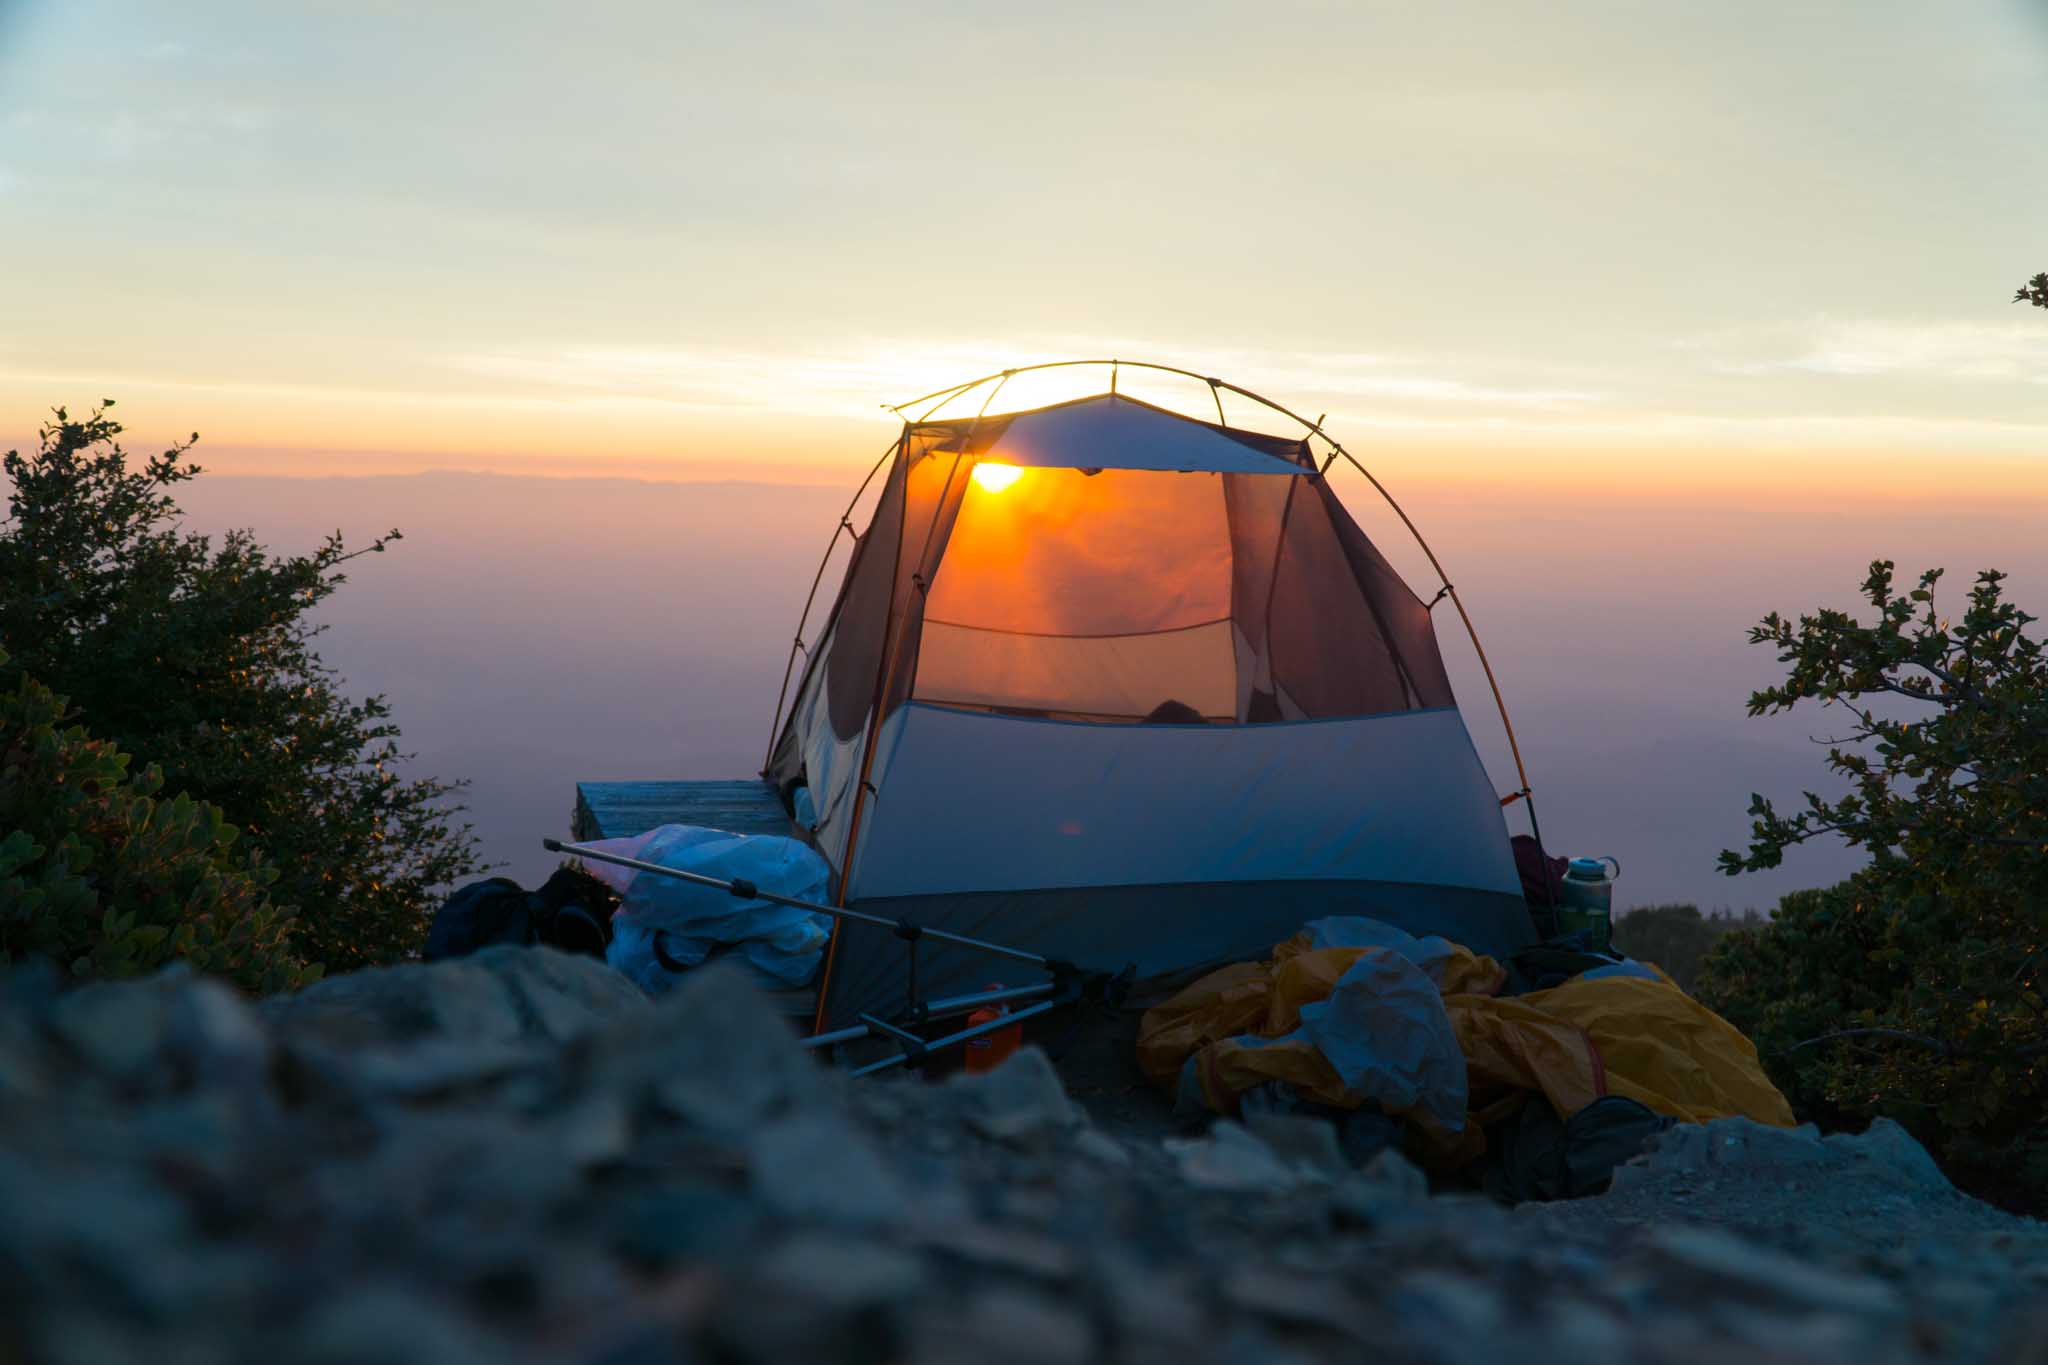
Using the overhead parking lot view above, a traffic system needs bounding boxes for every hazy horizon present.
[130,462,2041,917]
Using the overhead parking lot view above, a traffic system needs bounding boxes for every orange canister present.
[964,986,1023,1074]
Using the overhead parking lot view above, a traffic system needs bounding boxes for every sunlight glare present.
[972,462,1024,493]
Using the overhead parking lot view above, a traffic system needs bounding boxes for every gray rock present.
[304,1110,585,1231]
[1711,1308,1879,1359]
[1831,1118,1952,1191]
[1610,1116,1829,1190]
[1095,1260,1208,1356]
[1331,1147,1431,1226]
[1359,1146,1429,1199]
[907,1286,1096,1365]
[0,1153,213,1324]
[1165,1121,1303,1192]
[1538,1299,1630,1358]
[916,1219,1077,1282]
[46,970,181,1087]
[128,1094,250,1181]
[1389,1269,1502,1339]
[9,952,2048,1365]
[292,1283,518,1365]
[1242,1113,1348,1180]
[1222,1266,1365,1337]
[269,947,639,1056]
[590,964,826,1135]
[606,1184,764,1267]
[166,974,272,1091]
[469,944,648,1042]
[759,1231,927,1308]
[1643,1225,1902,1317]
[750,1114,907,1226]
[0,1029,47,1106]
[1994,1303,2048,1365]
[327,1037,549,1102]
[267,959,527,1050]
[710,1235,912,1363]
[544,1094,633,1168]
[1070,1128,1133,1168]
[946,1046,1078,1144]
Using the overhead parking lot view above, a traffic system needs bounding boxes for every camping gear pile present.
[503,364,1794,1129]
[1138,914,1795,1195]
[574,824,835,991]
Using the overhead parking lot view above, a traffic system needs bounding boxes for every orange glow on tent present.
[971,462,1023,494]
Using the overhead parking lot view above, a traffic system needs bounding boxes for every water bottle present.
[1558,856,1621,951]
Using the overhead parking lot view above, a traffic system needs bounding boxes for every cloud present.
[444,340,1608,425]
[1686,318,2048,382]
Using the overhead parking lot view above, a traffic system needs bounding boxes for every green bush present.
[0,649,317,993]
[0,403,482,970]
[1611,903,1762,994]
[1696,561,2048,1210]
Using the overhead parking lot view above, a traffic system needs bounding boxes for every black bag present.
[1483,1095,1675,1203]
[425,867,617,961]
[1507,931,1628,993]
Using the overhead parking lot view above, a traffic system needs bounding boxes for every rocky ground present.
[2,947,2045,1365]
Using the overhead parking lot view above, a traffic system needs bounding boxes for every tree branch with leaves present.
[1,403,483,972]
[1698,561,2048,1208]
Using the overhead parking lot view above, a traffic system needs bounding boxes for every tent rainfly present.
[767,377,1538,1031]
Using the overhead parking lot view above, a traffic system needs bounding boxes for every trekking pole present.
[543,837,1056,972]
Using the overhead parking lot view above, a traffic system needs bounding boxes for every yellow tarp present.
[1138,938,1794,1167]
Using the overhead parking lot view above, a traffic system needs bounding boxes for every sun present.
[971,462,1023,493]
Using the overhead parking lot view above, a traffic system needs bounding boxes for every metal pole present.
[544,837,1055,971]
[801,1022,875,1050]
[925,982,1058,1013]
[796,981,1059,1051]
[847,994,1074,1078]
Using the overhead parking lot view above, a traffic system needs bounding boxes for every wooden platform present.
[572,779,792,842]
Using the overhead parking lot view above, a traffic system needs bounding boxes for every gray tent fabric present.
[767,390,1534,1029]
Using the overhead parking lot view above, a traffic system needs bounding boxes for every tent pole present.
[1326,447,1536,803]
[1323,445,1561,922]
[811,372,1014,1032]
[761,436,902,774]
[887,359,1355,448]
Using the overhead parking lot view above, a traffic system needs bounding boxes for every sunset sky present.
[5,0,2047,491]
[6,1,2048,907]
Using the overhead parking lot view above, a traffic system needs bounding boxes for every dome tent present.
[767,365,1541,1030]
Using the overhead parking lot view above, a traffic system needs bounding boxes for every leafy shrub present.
[1611,903,1762,994]
[1696,561,2048,1209]
[0,649,317,993]
[0,403,482,970]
